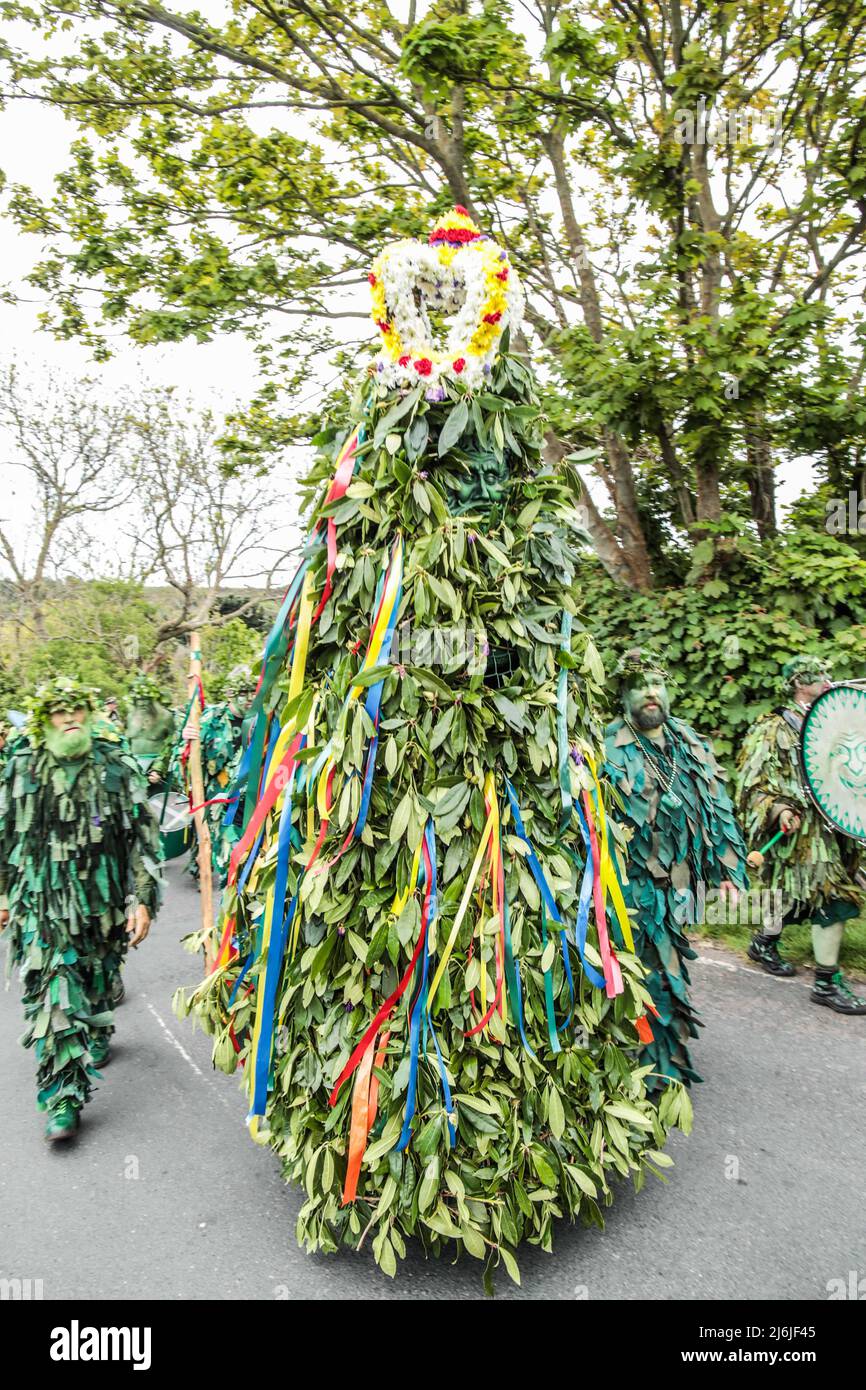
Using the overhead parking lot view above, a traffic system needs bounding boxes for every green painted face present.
[45,707,94,761]
[623,674,670,731]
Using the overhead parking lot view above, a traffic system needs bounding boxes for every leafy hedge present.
[583,519,866,761]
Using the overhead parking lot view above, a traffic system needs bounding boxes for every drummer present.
[734,654,866,1014]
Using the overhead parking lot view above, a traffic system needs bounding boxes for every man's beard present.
[45,725,93,761]
[632,704,667,731]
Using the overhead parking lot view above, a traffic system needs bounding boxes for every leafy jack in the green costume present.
[0,675,163,1135]
[179,209,689,1282]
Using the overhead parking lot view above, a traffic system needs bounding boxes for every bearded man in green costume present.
[735,654,866,1014]
[125,673,174,779]
[603,649,748,1087]
[0,676,164,1140]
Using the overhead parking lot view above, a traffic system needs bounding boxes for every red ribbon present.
[227,733,303,886]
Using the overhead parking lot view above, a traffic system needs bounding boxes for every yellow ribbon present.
[428,772,497,1006]
[585,752,635,953]
[313,536,404,826]
[391,840,422,916]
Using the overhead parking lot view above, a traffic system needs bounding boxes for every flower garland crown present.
[369,205,524,395]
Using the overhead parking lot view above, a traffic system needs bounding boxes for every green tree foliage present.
[0,577,162,695]
[2,2,865,587]
[201,614,264,699]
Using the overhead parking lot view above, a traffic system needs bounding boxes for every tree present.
[0,366,296,688]
[1,3,865,585]
[0,361,135,635]
[122,387,297,647]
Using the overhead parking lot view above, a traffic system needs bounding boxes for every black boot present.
[811,969,866,1015]
[747,932,797,977]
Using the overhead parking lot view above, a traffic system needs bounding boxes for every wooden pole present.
[186,630,215,966]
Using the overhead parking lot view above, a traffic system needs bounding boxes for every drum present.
[150,791,193,861]
[800,683,866,840]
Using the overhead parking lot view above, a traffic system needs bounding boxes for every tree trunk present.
[745,424,777,538]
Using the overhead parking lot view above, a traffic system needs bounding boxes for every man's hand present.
[147,770,162,785]
[0,908,8,933]
[779,809,801,834]
[126,904,151,947]
[719,879,739,907]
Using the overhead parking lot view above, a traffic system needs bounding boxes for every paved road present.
[1,863,865,1301]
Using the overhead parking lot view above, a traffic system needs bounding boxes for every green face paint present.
[45,709,94,761]
[623,675,670,731]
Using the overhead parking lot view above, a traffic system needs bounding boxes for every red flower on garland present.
[376,319,390,332]
[496,268,509,281]
[453,357,466,373]
[454,204,469,216]
[483,310,502,325]
[429,226,480,245]
[368,272,377,286]
[398,354,411,367]
[414,358,433,376]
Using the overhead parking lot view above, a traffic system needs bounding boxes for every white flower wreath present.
[369,208,524,395]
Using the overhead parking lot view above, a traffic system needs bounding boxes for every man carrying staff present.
[0,676,164,1140]
[735,654,866,1013]
[603,649,747,1087]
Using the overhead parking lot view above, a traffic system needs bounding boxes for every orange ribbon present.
[341,1030,391,1205]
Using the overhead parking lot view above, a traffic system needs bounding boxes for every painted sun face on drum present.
[802,684,866,839]
[829,733,866,793]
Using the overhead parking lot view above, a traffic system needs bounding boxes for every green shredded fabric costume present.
[0,733,164,1110]
[734,707,864,922]
[604,716,748,1087]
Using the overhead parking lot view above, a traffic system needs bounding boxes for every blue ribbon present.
[504,779,572,1049]
[395,820,455,1151]
[249,757,302,1119]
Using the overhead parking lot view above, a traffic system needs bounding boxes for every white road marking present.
[141,995,205,1076]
